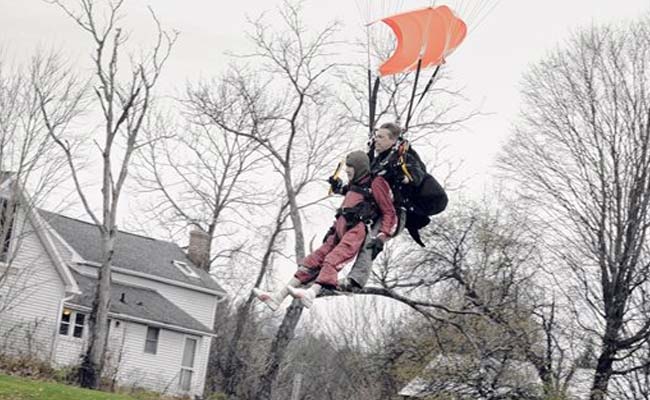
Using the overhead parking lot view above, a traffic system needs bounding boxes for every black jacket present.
[369,146,447,246]
[370,148,426,200]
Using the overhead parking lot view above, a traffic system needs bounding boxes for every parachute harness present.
[398,141,414,183]
[336,184,379,229]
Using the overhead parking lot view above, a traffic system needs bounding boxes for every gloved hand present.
[328,176,344,194]
[366,236,385,260]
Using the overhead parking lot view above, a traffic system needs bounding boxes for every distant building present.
[0,177,226,398]
[398,353,595,400]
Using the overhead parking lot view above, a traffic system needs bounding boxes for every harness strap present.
[348,184,373,199]
[335,181,380,229]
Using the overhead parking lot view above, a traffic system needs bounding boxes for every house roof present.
[399,354,597,400]
[398,354,541,399]
[38,210,225,294]
[68,271,213,335]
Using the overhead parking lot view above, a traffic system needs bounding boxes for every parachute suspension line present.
[367,67,372,127]
[368,76,379,162]
[412,64,441,116]
[467,0,500,35]
[450,0,499,35]
[356,0,376,139]
[369,76,381,138]
[366,21,373,138]
[404,58,423,133]
[403,3,436,134]
[404,5,437,132]
[365,10,379,140]
[366,23,372,72]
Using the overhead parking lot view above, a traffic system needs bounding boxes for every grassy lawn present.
[0,374,141,400]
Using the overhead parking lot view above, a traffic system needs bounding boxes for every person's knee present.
[295,264,318,282]
[297,264,316,273]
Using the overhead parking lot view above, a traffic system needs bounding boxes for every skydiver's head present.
[345,150,370,183]
[374,122,401,153]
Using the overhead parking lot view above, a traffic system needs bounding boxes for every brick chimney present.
[187,228,211,271]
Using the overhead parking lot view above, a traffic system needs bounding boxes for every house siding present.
[0,207,66,360]
[193,333,211,397]
[54,316,87,366]
[51,317,209,398]
[115,321,206,397]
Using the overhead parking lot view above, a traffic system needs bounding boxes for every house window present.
[179,337,197,392]
[0,197,16,262]
[144,326,160,354]
[73,313,85,338]
[59,309,71,335]
[59,309,85,338]
[172,260,199,278]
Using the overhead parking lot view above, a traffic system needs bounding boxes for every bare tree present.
[499,17,650,400]
[133,87,278,398]
[185,1,480,397]
[415,202,583,398]
[134,92,268,274]
[269,202,567,400]
[185,3,347,397]
[217,199,295,397]
[0,51,72,355]
[0,52,70,206]
[610,343,650,399]
[36,0,176,388]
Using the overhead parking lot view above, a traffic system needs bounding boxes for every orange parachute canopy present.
[378,5,467,76]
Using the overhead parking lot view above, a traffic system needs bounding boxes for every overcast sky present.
[2,0,648,206]
[1,0,649,321]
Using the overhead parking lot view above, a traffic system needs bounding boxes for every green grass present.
[0,374,141,400]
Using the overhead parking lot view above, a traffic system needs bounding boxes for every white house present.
[0,178,227,398]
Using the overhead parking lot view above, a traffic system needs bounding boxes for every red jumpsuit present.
[295,175,397,287]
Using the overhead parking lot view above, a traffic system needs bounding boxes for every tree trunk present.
[222,296,255,395]
[283,173,305,261]
[590,353,614,400]
[80,233,114,388]
[221,204,288,396]
[252,181,307,399]
[255,301,305,400]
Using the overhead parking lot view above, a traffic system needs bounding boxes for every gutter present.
[79,261,227,297]
[28,207,81,295]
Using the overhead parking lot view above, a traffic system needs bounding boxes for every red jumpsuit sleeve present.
[371,176,397,239]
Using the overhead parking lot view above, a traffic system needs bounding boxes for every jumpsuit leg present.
[294,231,337,284]
[315,223,367,287]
